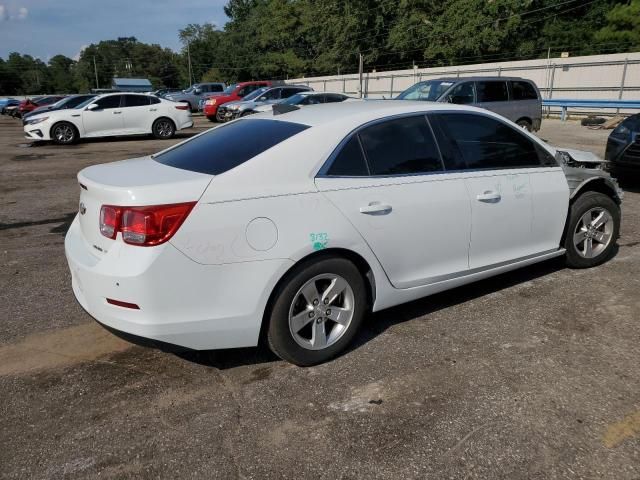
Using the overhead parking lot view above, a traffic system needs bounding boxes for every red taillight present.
[99,202,196,246]
[175,104,189,110]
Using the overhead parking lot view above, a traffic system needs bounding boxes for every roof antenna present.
[272,104,300,115]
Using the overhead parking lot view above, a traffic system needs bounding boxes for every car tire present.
[51,122,78,145]
[152,118,176,139]
[516,119,532,132]
[215,110,226,122]
[564,191,620,269]
[267,256,367,366]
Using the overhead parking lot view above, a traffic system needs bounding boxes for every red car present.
[202,81,272,122]
[18,95,65,117]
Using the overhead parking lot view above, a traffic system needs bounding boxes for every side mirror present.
[194,88,202,95]
[258,96,267,102]
[86,103,99,111]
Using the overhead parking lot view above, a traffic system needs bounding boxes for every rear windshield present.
[154,119,310,175]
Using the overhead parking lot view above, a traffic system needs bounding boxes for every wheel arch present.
[258,248,376,343]
[152,116,176,134]
[49,120,80,140]
[570,176,622,205]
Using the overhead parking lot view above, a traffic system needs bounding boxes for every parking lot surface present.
[1,115,639,479]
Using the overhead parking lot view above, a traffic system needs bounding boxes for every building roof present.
[112,78,152,87]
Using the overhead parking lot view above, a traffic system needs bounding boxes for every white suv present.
[65,101,621,365]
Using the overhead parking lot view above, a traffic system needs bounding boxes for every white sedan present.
[65,101,622,365]
[24,93,193,144]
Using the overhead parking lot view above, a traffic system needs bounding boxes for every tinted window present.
[149,96,161,104]
[447,82,474,104]
[301,95,322,105]
[510,81,538,100]
[64,95,94,108]
[397,80,454,101]
[154,119,309,175]
[124,95,150,107]
[94,95,122,109]
[435,113,542,169]
[476,81,508,102]
[281,88,306,98]
[327,136,368,176]
[359,116,443,175]
[325,94,347,103]
[260,89,281,100]
[210,84,224,92]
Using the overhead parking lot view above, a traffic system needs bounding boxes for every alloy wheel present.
[155,120,173,138]
[288,274,355,351]
[55,124,74,143]
[573,207,613,258]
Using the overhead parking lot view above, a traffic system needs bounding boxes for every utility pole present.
[93,56,99,89]
[187,41,193,86]
[358,53,364,99]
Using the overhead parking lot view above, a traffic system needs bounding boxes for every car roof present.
[418,76,532,82]
[252,99,483,127]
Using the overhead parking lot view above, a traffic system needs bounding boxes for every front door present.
[82,95,124,137]
[316,114,471,289]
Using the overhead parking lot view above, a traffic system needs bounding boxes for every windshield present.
[242,87,269,101]
[222,84,238,94]
[396,80,454,101]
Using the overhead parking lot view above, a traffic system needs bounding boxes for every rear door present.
[509,80,542,128]
[475,81,511,120]
[316,114,471,288]
[81,95,124,137]
[122,94,153,133]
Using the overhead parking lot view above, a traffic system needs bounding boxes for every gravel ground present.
[1,114,639,479]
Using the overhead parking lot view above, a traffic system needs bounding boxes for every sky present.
[0,0,229,60]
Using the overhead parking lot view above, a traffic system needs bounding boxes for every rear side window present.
[124,95,150,107]
[154,119,309,175]
[359,116,443,175]
[434,113,542,169]
[150,96,161,104]
[476,81,508,102]
[327,136,369,176]
[511,81,538,100]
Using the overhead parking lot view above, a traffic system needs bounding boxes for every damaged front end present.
[554,147,624,203]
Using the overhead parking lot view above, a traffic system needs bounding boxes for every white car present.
[24,93,193,144]
[65,101,622,365]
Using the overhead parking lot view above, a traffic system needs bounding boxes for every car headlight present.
[26,116,49,125]
[206,99,217,106]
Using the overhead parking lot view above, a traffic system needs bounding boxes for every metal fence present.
[288,52,640,117]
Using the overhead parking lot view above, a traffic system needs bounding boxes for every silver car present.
[397,76,542,131]
[164,82,226,111]
[222,85,313,120]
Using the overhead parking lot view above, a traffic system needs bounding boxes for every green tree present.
[595,0,640,50]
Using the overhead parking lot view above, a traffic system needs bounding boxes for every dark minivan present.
[397,76,542,131]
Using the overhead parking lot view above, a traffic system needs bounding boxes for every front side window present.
[397,80,454,101]
[435,113,542,169]
[124,95,150,107]
[210,84,224,92]
[510,81,538,100]
[446,82,475,104]
[359,116,443,175]
[260,89,281,101]
[281,88,306,98]
[476,81,508,102]
[154,119,309,175]
[94,95,122,109]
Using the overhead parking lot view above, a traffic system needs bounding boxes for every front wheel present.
[516,119,532,132]
[152,118,175,139]
[51,122,78,145]
[564,192,620,268]
[267,257,367,366]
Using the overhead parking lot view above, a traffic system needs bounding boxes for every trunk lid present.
[77,156,213,253]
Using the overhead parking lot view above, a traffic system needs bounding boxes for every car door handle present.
[359,202,392,215]
[149,108,157,112]
[476,190,501,202]
[113,111,122,114]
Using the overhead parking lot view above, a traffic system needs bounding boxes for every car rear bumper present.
[65,215,293,350]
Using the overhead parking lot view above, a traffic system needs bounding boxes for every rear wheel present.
[564,192,620,268]
[267,257,367,366]
[152,118,175,139]
[51,122,78,145]
[516,118,532,132]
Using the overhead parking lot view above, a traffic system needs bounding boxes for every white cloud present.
[16,6,27,20]
[0,5,8,21]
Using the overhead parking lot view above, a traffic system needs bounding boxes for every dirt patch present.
[0,322,132,376]
[11,153,54,161]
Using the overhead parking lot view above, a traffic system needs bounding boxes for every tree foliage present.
[1,0,636,94]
